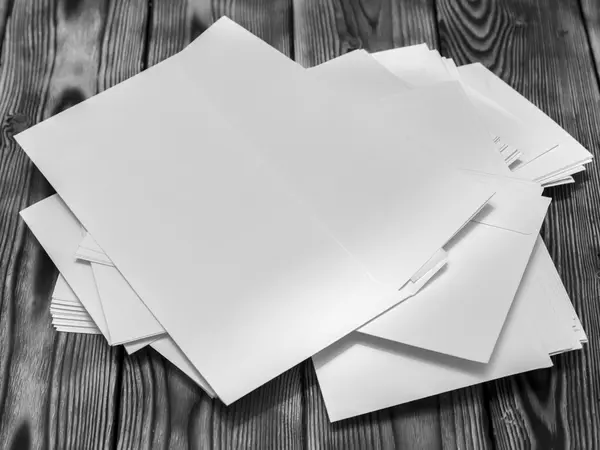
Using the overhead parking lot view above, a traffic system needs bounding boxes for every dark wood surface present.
[0,0,599,448]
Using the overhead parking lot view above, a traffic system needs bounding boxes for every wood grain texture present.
[436,0,600,448]
[0,0,124,448]
[580,0,600,84]
[293,0,439,67]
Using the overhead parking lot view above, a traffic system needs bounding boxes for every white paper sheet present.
[55,326,101,334]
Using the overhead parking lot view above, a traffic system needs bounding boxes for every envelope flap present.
[464,172,547,234]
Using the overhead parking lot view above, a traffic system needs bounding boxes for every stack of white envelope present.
[15,17,589,421]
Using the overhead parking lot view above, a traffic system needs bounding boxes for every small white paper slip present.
[360,193,551,363]
[313,235,557,422]
[20,196,112,343]
[50,308,92,319]
[16,19,492,404]
[123,335,161,354]
[539,165,586,184]
[55,326,101,335]
[52,317,97,327]
[543,177,575,188]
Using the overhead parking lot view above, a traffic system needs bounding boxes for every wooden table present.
[0,0,599,448]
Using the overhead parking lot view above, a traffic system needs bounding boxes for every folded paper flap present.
[463,173,547,234]
[81,232,103,253]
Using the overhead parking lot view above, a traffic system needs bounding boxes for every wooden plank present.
[146,0,293,67]
[436,0,600,448]
[0,0,12,57]
[115,2,300,448]
[580,0,600,83]
[439,387,493,450]
[292,1,494,448]
[293,0,439,67]
[0,0,131,448]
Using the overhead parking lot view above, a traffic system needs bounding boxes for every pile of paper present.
[16,18,589,421]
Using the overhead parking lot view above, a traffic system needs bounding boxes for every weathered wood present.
[438,387,493,450]
[580,0,600,84]
[436,0,600,448]
[0,0,125,448]
[0,0,12,58]
[293,0,439,67]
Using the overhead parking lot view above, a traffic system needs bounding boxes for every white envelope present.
[361,194,550,362]
[314,237,571,422]
[16,18,492,404]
